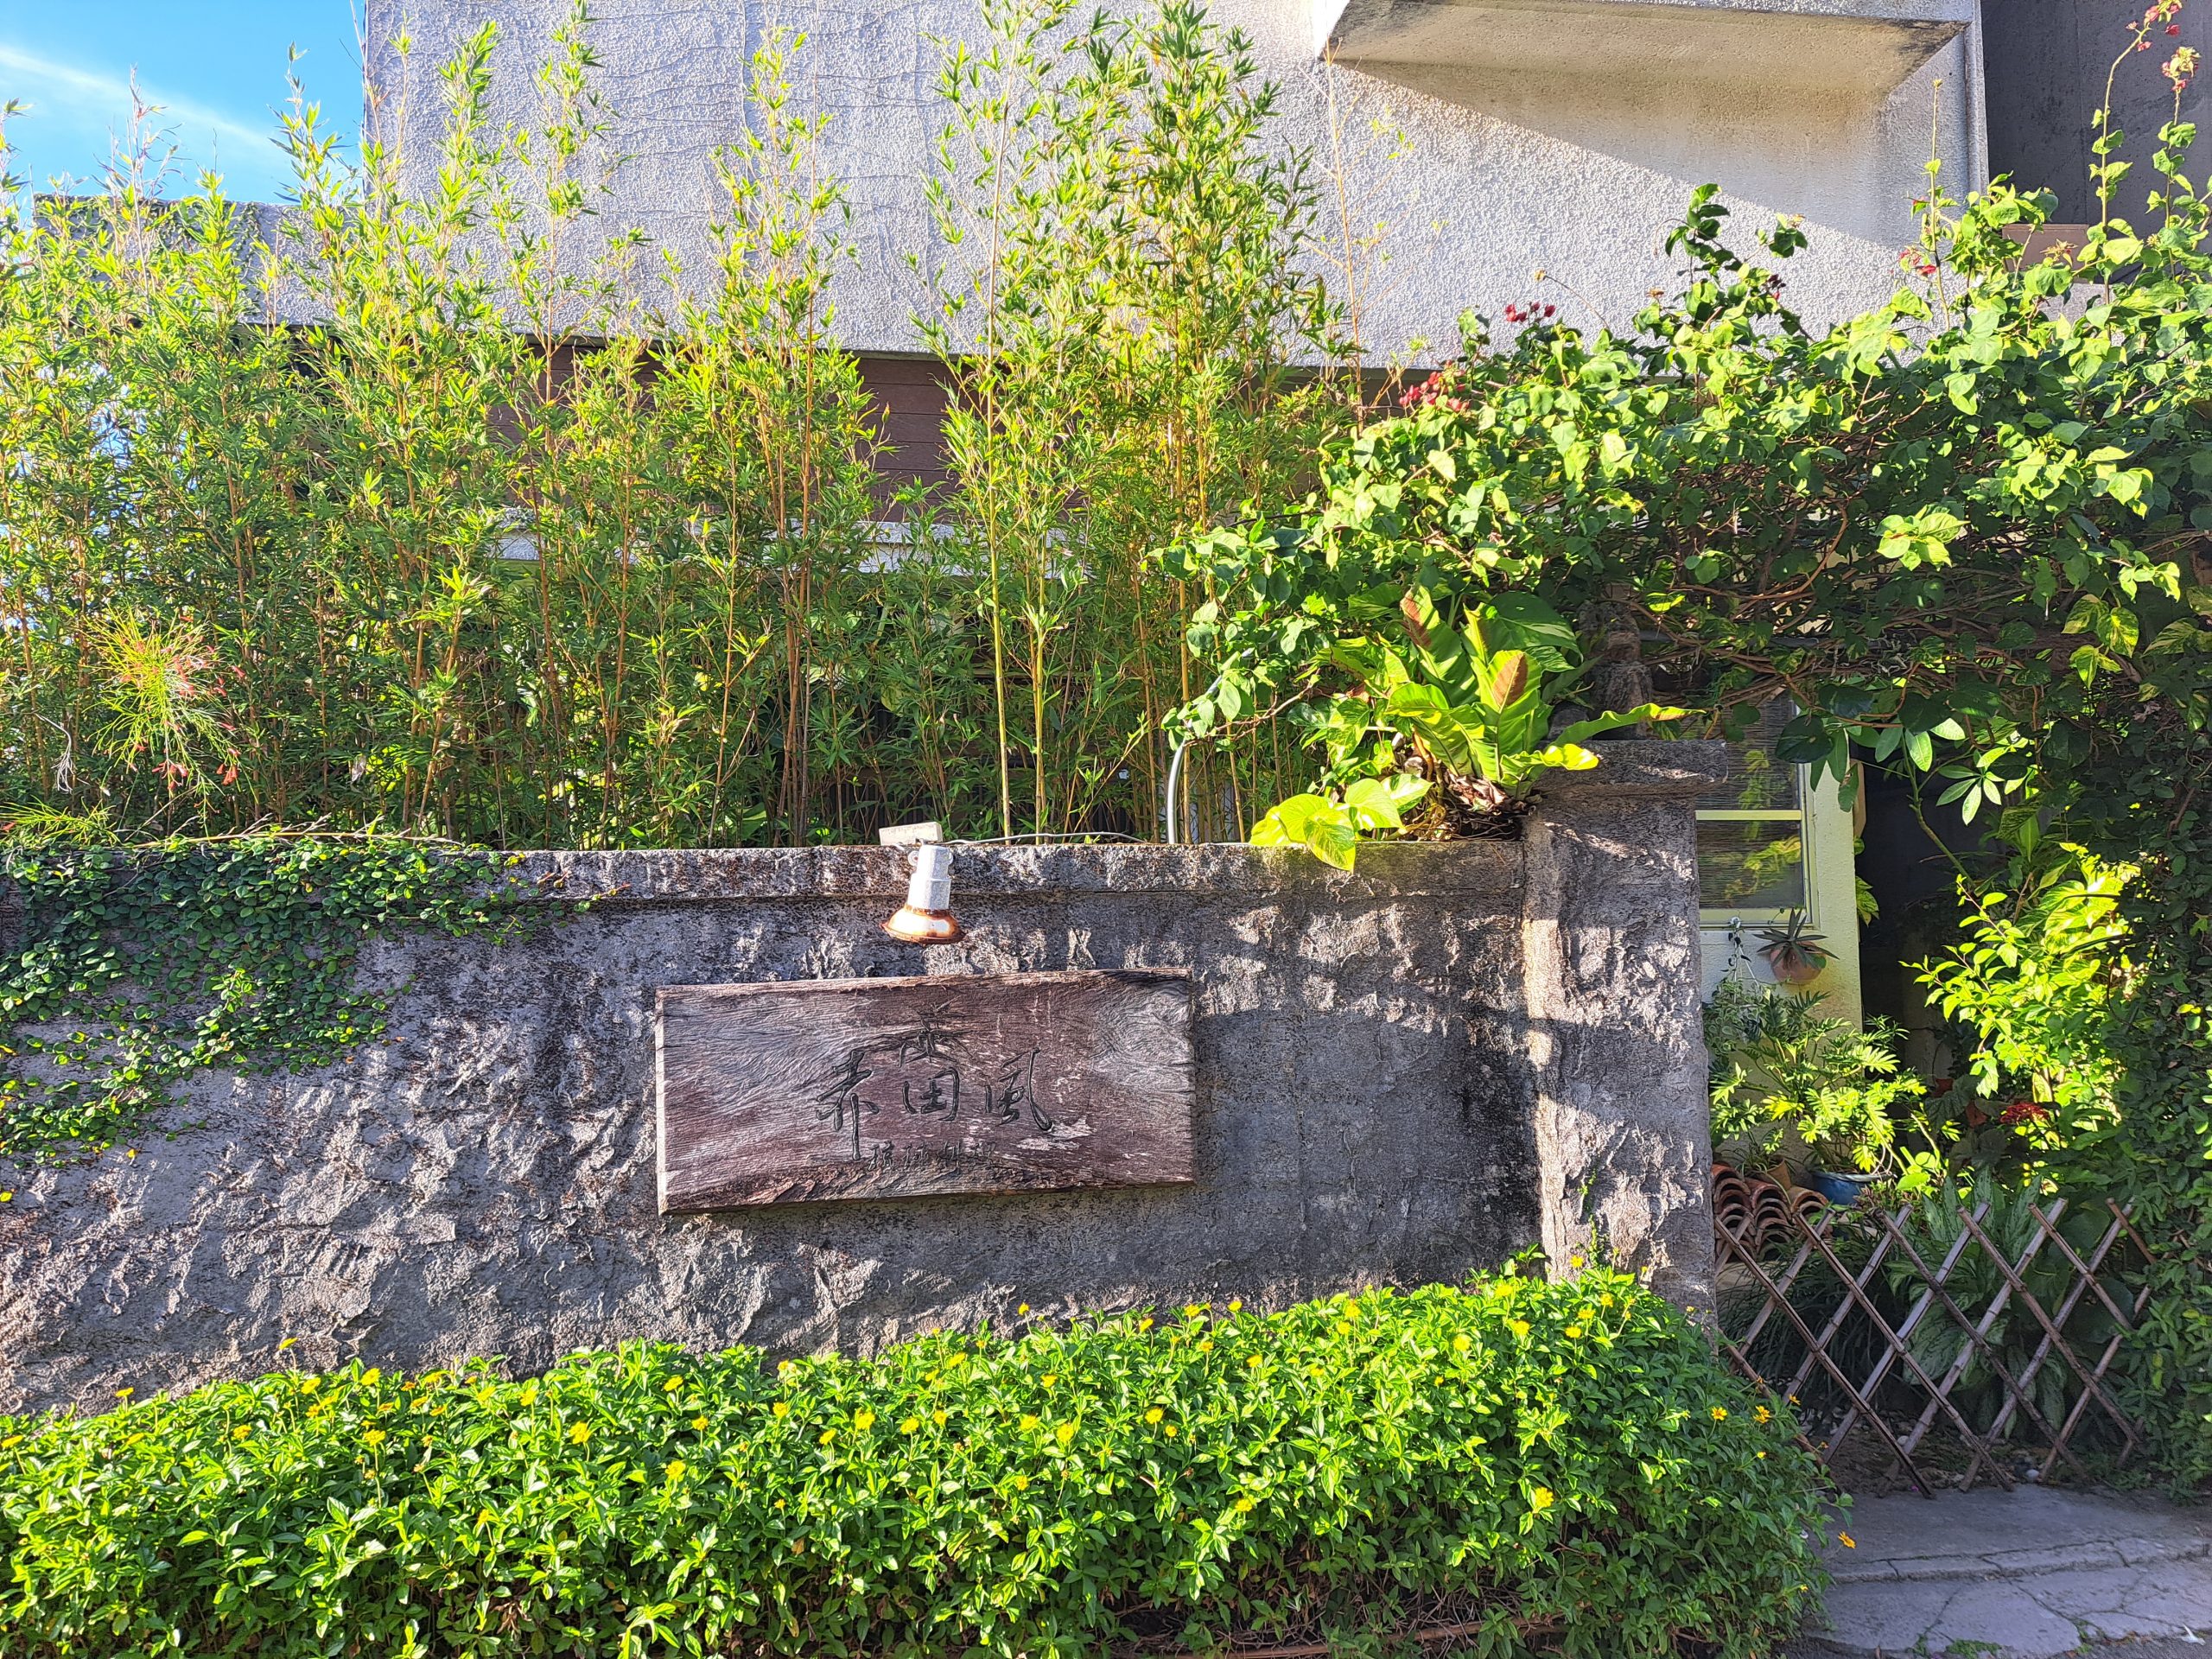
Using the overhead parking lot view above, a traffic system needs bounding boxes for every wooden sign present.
[656,969,1194,1211]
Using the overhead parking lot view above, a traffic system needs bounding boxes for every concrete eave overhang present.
[1315,0,1973,105]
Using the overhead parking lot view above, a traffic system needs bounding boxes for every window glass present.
[1696,699,1808,917]
[1694,702,1801,812]
[1696,818,1808,912]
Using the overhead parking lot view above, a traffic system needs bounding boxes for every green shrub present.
[0,1274,1826,1658]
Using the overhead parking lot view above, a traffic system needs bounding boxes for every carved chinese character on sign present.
[656,969,1194,1211]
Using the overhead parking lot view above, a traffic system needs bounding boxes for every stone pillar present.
[1519,740,1727,1311]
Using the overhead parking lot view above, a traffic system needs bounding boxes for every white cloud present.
[0,40,276,182]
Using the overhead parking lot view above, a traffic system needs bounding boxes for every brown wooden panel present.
[657,969,1194,1211]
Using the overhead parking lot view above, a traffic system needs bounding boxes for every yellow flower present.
[1014,1474,1030,1491]
[363,1428,387,1447]
[1164,1424,1179,1438]
[778,1360,796,1376]
[1246,1355,1262,1370]
[1138,1318,1154,1332]
[771,1402,791,1419]
[1529,1486,1554,1513]
[1228,1299,1243,1313]
[931,1409,949,1427]
[1020,1414,1041,1432]
[1452,1334,1471,1353]
[1510,1320,1532,1338]
[1711,1408,1729,1421]
[1600,1294,1614,1307]
[1755,1406,1772,1424]
[0,1192,12,1203]
[1234,1496,1255,1513]
[1757,1451,1768,1459]
[115,1388,133,1400]
[853,1411,875,1432]
[900,1416,921,1434]
[1198,1339,1213,1352]
[1183,1303,1205,1318]
[1840,1531,1856,1548]
[665,1459,686,1481]
[1146,1408,1165,1424]
[1566,1326,1582,1339]
[818,1428,836,1446]
[1018,1304,1030,1314]
[663,1376,684,1393]
[232,1426,251,1440]
[1041,1375,1057,1387]
[692,1415,709,1431]
[1055,1421,1076,1446]
[569,1422,592,1444]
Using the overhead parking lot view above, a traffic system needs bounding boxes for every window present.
[1695,702,1808,921]
[1695,701,1865,1020]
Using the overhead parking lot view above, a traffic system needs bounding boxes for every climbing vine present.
[0,836,529,1165]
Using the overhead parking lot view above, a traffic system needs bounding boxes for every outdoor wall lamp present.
[883,840,963,944]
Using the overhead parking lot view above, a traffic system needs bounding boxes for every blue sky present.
[0,3,358,199]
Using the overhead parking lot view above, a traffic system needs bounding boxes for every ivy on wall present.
[0,837,526,1166]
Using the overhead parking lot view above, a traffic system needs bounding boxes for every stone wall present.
[0,742,1723,1416]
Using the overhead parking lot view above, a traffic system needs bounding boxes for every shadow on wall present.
[1984,0,2212,225]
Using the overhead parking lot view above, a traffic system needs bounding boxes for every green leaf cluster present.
[0,836,522,1164]
[1197,583,1681,866]
[1705,981,1924,1176]
[0,1274,1827,1658]
[1165,58,2212,1472]
[0,4,1339,852]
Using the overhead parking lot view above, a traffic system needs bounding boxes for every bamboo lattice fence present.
[1711,1165,2151,1493]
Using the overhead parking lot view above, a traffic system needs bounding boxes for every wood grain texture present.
[657,969,1194,1211]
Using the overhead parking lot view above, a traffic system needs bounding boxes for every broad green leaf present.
[1534,742,1601,771]
[1553,703,1688,746]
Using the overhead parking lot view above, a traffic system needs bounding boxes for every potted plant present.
[1757,911,1833,987]
[1795,1084,1904,1205]
[1706,982,1924,1207]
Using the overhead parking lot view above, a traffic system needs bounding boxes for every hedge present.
[0,1272,1829,1657]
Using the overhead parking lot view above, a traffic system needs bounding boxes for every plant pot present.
[1765,952,1826,988]
[1807,1167,1878,1207]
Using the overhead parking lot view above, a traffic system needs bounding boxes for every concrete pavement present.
[1788,1485,2212,1657]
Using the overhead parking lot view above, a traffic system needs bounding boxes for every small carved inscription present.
[656,969,1194,1211]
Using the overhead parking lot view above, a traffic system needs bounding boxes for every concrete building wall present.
[0,743,1723,1416]
[1984,0,2211,226]
[362,0,1984,362]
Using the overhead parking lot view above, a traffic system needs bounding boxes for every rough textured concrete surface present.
[0,741,1723,1414]
[359,0,1980,359]
[1789,1486,2212,1658]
